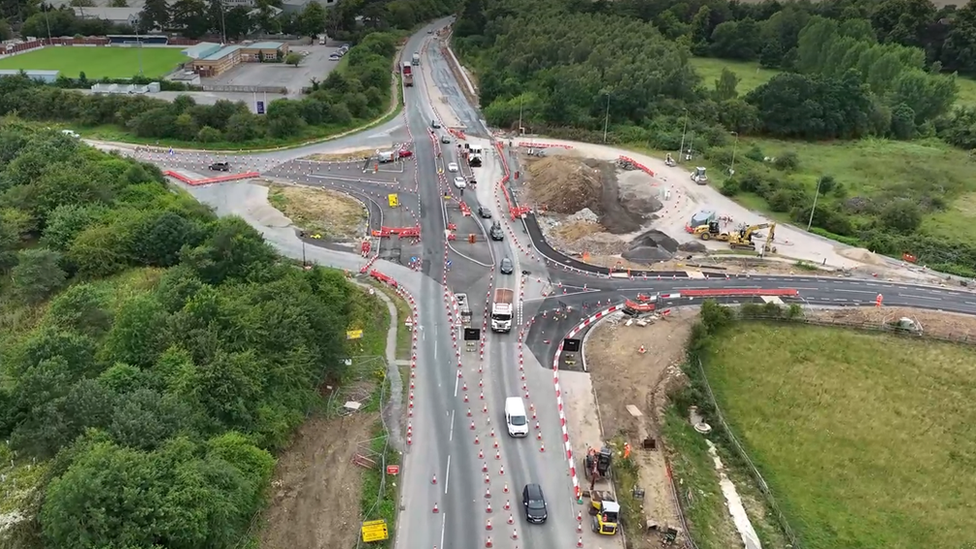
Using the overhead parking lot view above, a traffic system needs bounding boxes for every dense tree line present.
[0,31,397,144]
[0,122,367,547]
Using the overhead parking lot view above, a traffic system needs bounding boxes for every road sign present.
[256,100,265,115]
[386,464,399,475]
[346,329,363,340]
[446,260,452,267]
[388,193,399,207]
[361,519,389,543]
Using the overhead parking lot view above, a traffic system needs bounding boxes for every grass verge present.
[608,437,644,537]
[358,416,400,549]
[370,283,413,361]
[267,184,367,240]
[703,322,976,549]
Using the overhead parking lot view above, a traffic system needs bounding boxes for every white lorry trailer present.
[491,288,514,332]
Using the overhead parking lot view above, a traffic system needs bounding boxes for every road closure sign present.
[361,519,389,542]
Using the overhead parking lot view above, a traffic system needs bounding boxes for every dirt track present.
[259,410,378,549]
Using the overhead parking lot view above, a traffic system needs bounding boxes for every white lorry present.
[491,288,514,332]
[455,293,472,326]
[411,51,421,65]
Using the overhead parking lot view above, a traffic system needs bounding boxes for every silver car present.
[500,257,514,274]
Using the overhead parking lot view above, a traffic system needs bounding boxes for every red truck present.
[402,62,413,87]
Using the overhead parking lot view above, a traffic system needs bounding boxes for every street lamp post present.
[678,110,689,163]
[729,131,738,176]
[517,95,523,136]
[807,176,824,231]
[602,93,611,143]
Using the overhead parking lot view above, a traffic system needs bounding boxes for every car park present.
[447,162,459,172]
[522,484,548,524]
[500,257,514,274]
[453,176,467,189]
[478,206,492,219]
[208,162,230,171]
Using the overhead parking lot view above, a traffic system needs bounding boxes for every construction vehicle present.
[490,288,514,332]
[590,491,620,535]
[455,293,472,326]
[692,220,726,241]
[691,167,707,184]
[622,298,656,316]
[584,446,612,488]
[411,51,420,65]
[728,222,773,250]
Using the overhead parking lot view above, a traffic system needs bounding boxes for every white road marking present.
[449,410,455,441]
[453,375,459,397]
[835,288,875,294]
[444,455,451,495]
[898,293,942,301]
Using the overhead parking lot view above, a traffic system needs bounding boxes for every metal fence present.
[201,84,288,94]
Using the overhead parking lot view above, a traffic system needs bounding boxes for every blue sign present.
[446,260,452,267]
[411,256,418,262]
[168,147,174,155]
[256,100,265,115]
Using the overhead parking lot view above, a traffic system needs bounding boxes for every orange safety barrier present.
[618,156,654,177]
[459,202,472,216]
[369,270,398,287]
[164,170,261,186]
[518,142,573,150]
[680,288,799,297]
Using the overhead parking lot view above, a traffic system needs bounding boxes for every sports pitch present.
[0,47,187,79]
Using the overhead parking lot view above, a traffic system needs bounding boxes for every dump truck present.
[491,288,514,332]
[455,293,472,326]
[411,51,420,65]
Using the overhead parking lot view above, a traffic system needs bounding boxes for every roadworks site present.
[579,302,976,549]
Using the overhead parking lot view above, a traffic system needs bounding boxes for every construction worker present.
[623,442,632,459]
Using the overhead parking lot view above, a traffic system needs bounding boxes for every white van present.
[505,397,529,437]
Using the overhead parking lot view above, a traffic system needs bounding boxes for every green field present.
[689,56,976,108]
[704,323,976,549]
[0,46,187,79]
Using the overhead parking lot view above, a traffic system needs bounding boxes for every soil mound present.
[526,156,601,214]
[839,247,886,266]
[622,229,680,263]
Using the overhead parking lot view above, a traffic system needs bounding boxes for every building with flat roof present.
[72,7,141,26]
[187,42,288,77]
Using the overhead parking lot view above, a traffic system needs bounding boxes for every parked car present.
[209,162,230,171]
[478,206,492,219]
[453,176,467,189]
[522,484,548,524]
[500,257,514,274]
[328,54,340,61]
[447,162,459,172]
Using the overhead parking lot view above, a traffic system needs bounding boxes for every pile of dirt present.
[623,229,679,263]
[525,156,601,214]
[617,171,664,217]
[839,247,887,266]
[807,307,976,338]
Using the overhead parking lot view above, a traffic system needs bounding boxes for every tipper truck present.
[401,62,412,87]
[491,288,514,332]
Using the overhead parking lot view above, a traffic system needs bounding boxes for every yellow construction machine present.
[589,490,620,535]
[693,221,777,252]
[728,222,775,250]
[692,220,729,241]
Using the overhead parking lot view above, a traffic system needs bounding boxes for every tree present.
[109,0,128,6]
[881,200,922,233]
[138,0,169,31]
[46,283,113,337]
[285,51,304,67]
[101,294,171,368]
[297,1,326,38]
[11,248,67,304]
[171,0,210,39]
[713,68,740,101]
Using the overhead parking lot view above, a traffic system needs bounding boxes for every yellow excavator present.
[693,222,777,252]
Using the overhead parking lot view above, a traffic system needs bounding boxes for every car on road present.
[489,221,504,241]
[208,162,230,171]
[447,162,459,172]
[441,134,451,144]
[522,484,548,524]
[453,176,467,189]
[500,257,514,274]
[478,206,492,219]
[398,149,413,158]
[431,119,441,129]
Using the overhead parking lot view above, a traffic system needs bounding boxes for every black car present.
[522,483,548,524]
[478,206,492,219]
[489,221,504,241]
[209,162,230,171]
[500,257,514,274]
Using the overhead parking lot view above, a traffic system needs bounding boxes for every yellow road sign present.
[361,519,389,543]
[346,329,363,340]
[388,193,399,207]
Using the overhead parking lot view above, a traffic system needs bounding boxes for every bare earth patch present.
[267,184,367,240]
[304,149,375,162]
[581,309,735,548]
[259,411,379,549]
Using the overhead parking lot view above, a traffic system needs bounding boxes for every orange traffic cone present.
[638,345,647,354]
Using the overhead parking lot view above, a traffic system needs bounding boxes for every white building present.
[72,7,141,26]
